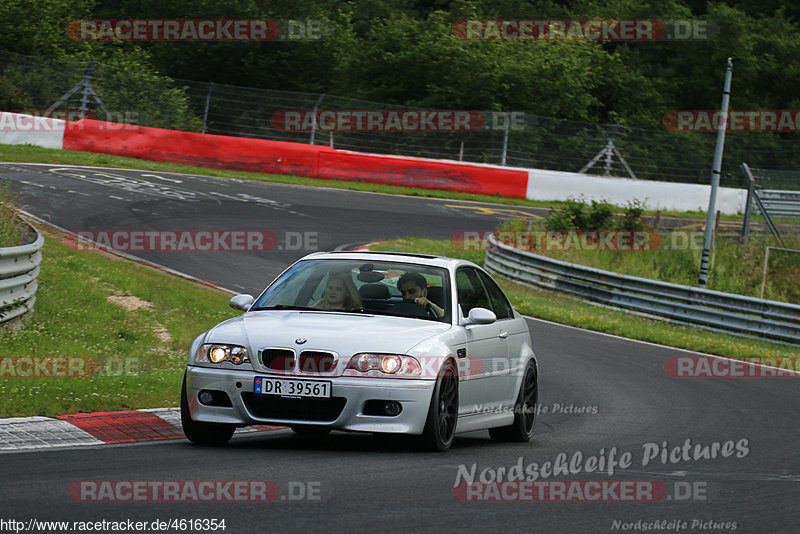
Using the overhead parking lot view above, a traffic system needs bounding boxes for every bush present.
[617,199,647,231]
[544,197,616,231]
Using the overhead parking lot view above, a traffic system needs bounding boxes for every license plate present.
[254,377,331,398]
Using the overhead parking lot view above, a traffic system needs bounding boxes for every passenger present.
[397,272,444,318]
[314,272,363,311]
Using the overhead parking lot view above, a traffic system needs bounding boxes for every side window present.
[477,270,513,320]
[456,268,491,316]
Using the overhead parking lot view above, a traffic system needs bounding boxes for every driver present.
[397,272,444,318]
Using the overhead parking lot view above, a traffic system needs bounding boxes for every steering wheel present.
[390,301,430,319]
[425,302,439,320]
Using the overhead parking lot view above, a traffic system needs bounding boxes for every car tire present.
[180,372,236,445]
[489,360,537,442]
[290,425,331,437]
[419,360,459,452]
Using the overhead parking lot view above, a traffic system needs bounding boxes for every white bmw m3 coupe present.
[181,251,538,451]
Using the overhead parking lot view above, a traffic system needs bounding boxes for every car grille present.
[260,349,295,371]
[260,348,338,374]
[241,393,347,422]
[298,351,336,374]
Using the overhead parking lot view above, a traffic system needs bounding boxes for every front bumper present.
[185,366,435,434]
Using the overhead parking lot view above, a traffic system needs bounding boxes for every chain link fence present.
[0,50,201,131]
[2,49,799,188]
[749,167,800,191]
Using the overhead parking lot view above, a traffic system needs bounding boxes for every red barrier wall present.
[61,119,528,198]
[62,119,328,177]
[318,151,527,197]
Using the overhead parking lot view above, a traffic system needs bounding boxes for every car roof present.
[299,250,476,270]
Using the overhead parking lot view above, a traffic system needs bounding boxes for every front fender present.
[187,333,207,366]
[406,328,466,379]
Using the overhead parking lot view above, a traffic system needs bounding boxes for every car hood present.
[206,310,451,355]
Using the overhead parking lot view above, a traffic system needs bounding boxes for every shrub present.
[544,197,615,231]
[617,199,647,231]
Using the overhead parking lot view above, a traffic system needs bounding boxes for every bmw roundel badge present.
[295,338,307,345]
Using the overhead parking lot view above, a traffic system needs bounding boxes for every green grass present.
[0,142,755,222]
[370,237,800,359]
[496,216,800,304]
[0,183,31,247]
[0,226,236,418]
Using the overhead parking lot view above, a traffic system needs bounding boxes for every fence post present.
[501,113,509,165]
[310,93,325,145]
[201,82,213,134]
[603,124,617,176]
[759,247,772,299]
[742,163,784,246]
[46,59,108,117]
[740,163,755,244]
[579,123,636,179]
[699,57,735,288]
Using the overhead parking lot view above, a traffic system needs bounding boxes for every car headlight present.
[195,344,250,365]
[346,353,421,376]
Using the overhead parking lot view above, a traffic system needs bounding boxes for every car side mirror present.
[229,294,254,311]
[461,307,497,326]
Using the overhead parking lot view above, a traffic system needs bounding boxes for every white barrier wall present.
[526,168,747,214]
[0,112,66,150]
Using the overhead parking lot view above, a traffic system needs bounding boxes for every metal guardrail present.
[0,227,44,326]
[757,190,800,217]
[484,234,800,345]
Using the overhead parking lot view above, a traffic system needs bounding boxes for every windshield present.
[251,259,451,323]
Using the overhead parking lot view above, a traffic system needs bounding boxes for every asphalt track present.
[0,163,798,533]
[0,162,542,294]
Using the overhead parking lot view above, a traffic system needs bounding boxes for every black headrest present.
[359,283,390,299]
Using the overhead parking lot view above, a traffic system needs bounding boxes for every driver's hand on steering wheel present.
[413,297,443,318]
